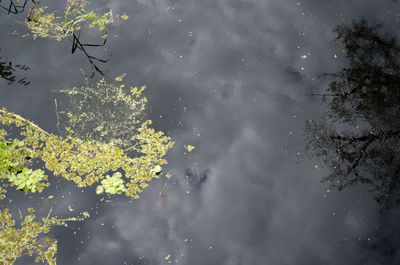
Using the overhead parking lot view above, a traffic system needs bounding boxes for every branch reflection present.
[0,49,30,86]
[307,18,400,206]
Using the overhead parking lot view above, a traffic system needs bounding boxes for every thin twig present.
[54,99,62,136]
[0,109,50,136]
[26,0,38,21]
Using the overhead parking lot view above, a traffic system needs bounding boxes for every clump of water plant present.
[24,0,113,41]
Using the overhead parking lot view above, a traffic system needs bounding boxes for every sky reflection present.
[1,0,400,264]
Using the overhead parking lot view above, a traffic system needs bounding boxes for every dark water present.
[1,0,400,264]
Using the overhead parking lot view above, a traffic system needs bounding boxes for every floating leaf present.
[184,145,195,152]
[150,165,162,175]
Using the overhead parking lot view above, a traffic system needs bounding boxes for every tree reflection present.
[0,0,30,15]
[68,31,110,78]
[307,18,400,205]
[0,49,30,85]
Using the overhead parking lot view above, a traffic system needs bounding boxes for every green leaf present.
[151,165,162,175]
[8,162,19,168]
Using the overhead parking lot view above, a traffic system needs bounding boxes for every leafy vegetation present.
[0,208,59,265]
[96,172,126,195]
[24,0,113,41]
[1,77,174,200]
[0,77,174,264]
[58,76,148,156]
[0,207,90,265]
[15,0,115,76]
[1,1,175,264]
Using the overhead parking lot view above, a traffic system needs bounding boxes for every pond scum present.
[1,1,175,263]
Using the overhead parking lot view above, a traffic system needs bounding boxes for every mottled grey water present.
[1,0,400,265]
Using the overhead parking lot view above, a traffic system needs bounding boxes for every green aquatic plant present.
[0,77,174,264]
[96,172,126,195]
[19,0,114,76]
[0,138,49,199]
[25,0,113,41]
[0,75,174,200]
[0,207,88,265]
[7,168,47,193]
[0,103,173,199]
[1,1,174,264]
[0,78,174,265]
[0,208,58,265]
[58,76,147,156]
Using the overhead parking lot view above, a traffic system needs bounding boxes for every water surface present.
[1,0,400,264]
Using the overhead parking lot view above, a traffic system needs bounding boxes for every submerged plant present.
[58,76,148,156]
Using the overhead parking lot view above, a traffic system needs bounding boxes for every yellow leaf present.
[121,14,129,20]
[115,73,126,82]
[184,145,195,152]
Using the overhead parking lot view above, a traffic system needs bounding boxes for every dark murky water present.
[1,0,400,264]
